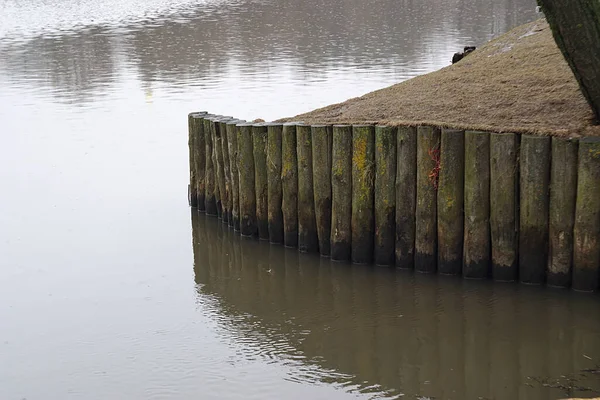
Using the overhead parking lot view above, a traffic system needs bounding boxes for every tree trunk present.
[538,0,600,121]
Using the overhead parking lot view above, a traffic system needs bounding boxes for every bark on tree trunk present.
[538,0,600,122]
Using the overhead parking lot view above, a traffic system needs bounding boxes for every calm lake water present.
[1,0,599,399]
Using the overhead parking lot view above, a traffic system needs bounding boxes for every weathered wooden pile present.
[188,112,600,291]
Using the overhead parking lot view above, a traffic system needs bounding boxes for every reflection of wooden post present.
[396,126,417,269]
[351,125,375,264]
[331,125,352,261]
[519,135,550,284]
[312,125,333,256]
[282,123,299,248]
[374,125,397,266]
[237,123,257,237]
[226,119,242,231]
[415,126,440,273]
[253,123,269,240]
[203,116,218,216]
[490,133,518,281]
[548,137,578,287]
[297,124,319,253]
[267,123,284,244]
[573,137,600,291]
[437,128,464,275]
[464,130,490,279]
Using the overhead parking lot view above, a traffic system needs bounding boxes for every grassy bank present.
[279,19,598,138]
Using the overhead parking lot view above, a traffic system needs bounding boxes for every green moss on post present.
[374,126,397,266]
[437,128,464,275]
[282,123,299,248]
[396,126,417,269]
[351,125,375,264]
[464,131,491,279]
[415,126,440,273]
[203,116,218,216]
[573,137,600,291]
[490,133,518,282]
[297,124,319,252]
[519,135,551,284]
[267,123,284,244]
[192,113,208,212]
[331,125,352,261]
[548,137,578,287]
[312,125,333,256]
[253,123,269,240]
[237,123,257,237]
[226,120,241,231]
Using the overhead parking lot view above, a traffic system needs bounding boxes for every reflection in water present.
[0,0,538,112]
[192,212,600,400]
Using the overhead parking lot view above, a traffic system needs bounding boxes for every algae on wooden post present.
[437,128,464,275]
[490,133,518,281]
[519,135,551,284]
[351,125,375,264]
[415,126,440,273]
[226,120,241,231]
[282,123,299,248]
[253,123,269,240]
[267,123,284,244]
[573,137,600,291]
[297,124,319,253]
[220,120,233,225]
[464,130,491,279]
[203,116,218,216]
[396,126,417,269]
[211,117,225,218]
[192,113,208,212]
[548,137,578,287]
[312,125,333,256]
[374,125,397,266]
[331,125,352,261]
[237,123,257,237]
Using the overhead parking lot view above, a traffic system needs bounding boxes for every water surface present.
[2,0,599,399]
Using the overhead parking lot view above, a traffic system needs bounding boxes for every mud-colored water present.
[2,0,599,399]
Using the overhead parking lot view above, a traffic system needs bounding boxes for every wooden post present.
[297,124,319,253]
[188,113,201,207]
[192,113,208,212]
[437,128,464,275]
[519,135,551,284]
[210,117,225,219]
[415,126,440,273]
[219,119,232,224]
[267,123,284,244]
[464,130,491,279]
[312,125,333,256]
[396,126,417,269]
[226,119,241,231]
[203,116,218,216]
[331,125,352,261]
[573,137,600,291]
[374,125,397,266]
[548,137,578,287]
[253,123,269,240]
[351,125,375,264]
[282,123,299,248]
[237,123,257,237]
[490,133,518,281]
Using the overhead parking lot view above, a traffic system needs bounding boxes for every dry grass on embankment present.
[278,19,599,138]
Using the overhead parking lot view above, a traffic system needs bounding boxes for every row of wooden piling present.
[188,112,600,291]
